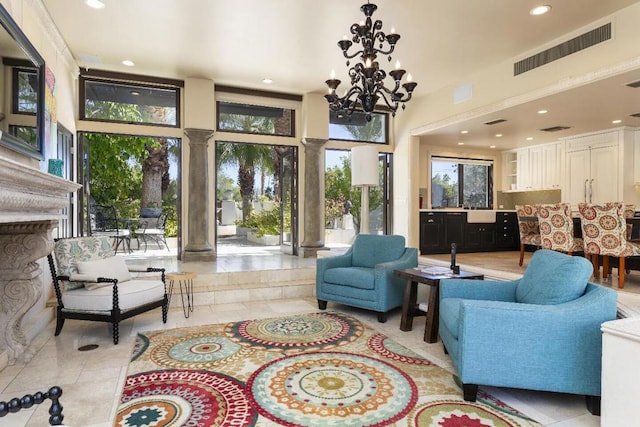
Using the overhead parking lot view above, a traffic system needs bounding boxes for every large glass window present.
[217,101,295,136]
[81,77,180,126]
[329,111,388,143]
[431,157,493,209]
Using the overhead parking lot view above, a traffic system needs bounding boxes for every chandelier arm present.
[341,48,366,60]
[375,90,400,111]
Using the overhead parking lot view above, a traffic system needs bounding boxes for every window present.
[13,68,38,114]
[80,72,181,127]
[329,110,388,143]
[217,101,295,136]
[431,157,493,209]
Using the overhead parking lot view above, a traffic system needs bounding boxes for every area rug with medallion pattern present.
[116,311,541,426]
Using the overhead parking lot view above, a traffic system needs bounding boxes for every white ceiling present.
[41,0,640,149]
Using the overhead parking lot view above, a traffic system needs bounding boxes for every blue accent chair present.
[316,234,418,322]
[438,249,617,415]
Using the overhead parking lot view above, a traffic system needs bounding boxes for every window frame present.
[328,110,390,144]
[430,156,494,209]
[79,70,182,128]
[12,66,38,115]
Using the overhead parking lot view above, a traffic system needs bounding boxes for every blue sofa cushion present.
[324,267,375,290]
[516,249,591,305]
[351,235,406,268]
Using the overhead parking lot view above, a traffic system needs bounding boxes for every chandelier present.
[324,2,418,121]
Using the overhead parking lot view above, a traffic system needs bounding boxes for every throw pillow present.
[516,249,591,305]
[76,255,132,285]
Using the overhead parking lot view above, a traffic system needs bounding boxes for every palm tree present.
[217,142,274,221]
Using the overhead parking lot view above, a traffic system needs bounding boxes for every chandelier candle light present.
[325,2,417,121]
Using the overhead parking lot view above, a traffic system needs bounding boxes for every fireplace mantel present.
[0,156,81,365]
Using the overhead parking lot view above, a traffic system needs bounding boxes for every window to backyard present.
[431,157,493,209]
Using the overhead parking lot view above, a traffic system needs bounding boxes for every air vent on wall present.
[630,112,640,118]
[484,118,506,125]
[540,126,571,132]
[626,80,640,88]
[514,23,611,76]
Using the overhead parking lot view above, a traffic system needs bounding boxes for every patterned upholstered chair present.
[316,234,418,322]
[47,236,168,344]
[515,204,541,266]
[537,203,584,255]
[578,202,640,288]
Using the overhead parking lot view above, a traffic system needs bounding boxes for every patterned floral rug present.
[116,312,541,426]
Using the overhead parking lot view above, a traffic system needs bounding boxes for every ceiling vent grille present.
[626,80,640,88]
[483,118,506,125]
[514,23,611,76]
[630,112,640,118]
[540,126,571,132]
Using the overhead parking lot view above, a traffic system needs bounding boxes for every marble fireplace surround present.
[0,156,80,367]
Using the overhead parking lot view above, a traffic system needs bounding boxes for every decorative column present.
[183,128,216,262]
[299,137,327,258]
[0,156,80,366]
[0,221,57,363]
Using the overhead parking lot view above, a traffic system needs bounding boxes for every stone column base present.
[298,246,326,258]
[182,250,217,262]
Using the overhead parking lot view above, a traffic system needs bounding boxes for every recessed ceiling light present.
[121,59,135,67]
[85,0,105,9]
[526,137,534,141]
[457,142,464,145]
[460,130,469,134]
[530,5,551,16]
[262,78,273,84]
[612,119,622,124]
[537,109,548,114]
[495,134,503,137]
[490,145,496,149]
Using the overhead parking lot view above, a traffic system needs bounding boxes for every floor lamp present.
[351,145,379,234]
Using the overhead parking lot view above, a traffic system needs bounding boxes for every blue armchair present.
[438,249,617,415]
[316,234,418,322]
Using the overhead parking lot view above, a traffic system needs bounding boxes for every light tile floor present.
[0,248,620,426]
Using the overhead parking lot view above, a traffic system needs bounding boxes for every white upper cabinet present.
[562,128,634,207]
[502,142,563,192]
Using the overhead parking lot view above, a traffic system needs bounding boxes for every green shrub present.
[236,205,280,237]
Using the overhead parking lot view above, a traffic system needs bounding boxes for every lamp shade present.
[351,145,379,187]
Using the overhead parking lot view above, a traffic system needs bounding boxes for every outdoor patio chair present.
[90,204,131,254]
[47,236,168,344]
[139,211,170,251]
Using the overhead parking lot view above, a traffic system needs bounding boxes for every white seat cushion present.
[62,279,164,312]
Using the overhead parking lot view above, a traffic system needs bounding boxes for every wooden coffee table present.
[394,267,484,343]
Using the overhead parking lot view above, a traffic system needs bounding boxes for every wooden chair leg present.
[603,256,610,279]
[589,254,600,279]
[519,243,525,266]
[619,257,626,289]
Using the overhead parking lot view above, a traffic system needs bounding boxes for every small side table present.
[166,272,196,318]
[394,267,483,343]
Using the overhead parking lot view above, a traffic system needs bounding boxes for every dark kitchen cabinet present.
[465,223,497,251]
[495,212,519,249]
[419,211,519,254]
[420,212,445,254]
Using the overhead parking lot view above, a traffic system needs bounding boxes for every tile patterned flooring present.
[1,248,630,426]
